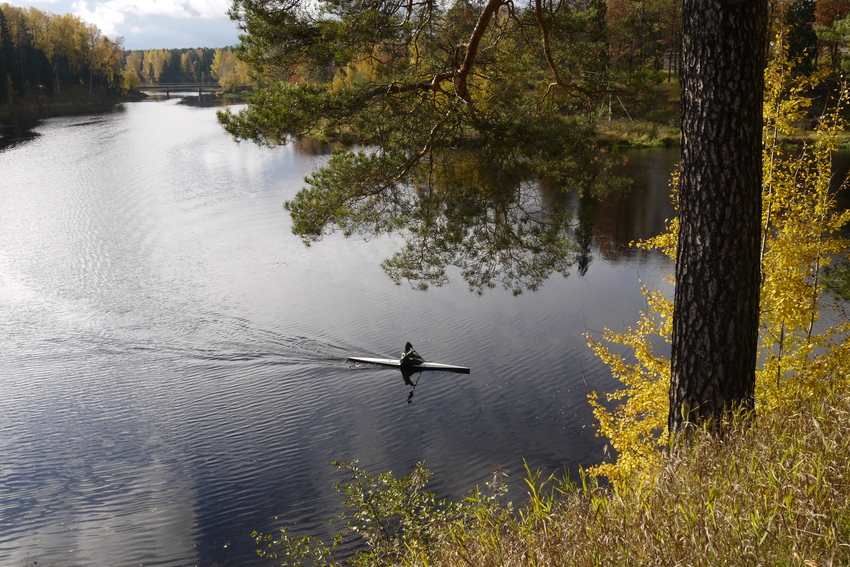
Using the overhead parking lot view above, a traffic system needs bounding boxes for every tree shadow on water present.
[286,147,625,295]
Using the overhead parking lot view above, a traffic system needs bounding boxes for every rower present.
[400,342,423,364]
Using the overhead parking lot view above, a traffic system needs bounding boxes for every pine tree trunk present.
[669,0,768,433]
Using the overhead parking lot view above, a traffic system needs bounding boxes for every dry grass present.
[597,119,680,148]
[403,393,850,567]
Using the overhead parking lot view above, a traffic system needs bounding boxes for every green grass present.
[597,80,681,148]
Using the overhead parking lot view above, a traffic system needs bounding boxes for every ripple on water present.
[0,102,676,566]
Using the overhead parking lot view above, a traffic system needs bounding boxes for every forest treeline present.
[0,2,125,104]
[0,2,251,111]
[122,47,253,91]
[6,0,850,117]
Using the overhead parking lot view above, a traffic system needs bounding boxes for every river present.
[0,93,677,566]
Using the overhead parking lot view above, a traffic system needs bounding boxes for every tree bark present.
[670,0,768,433]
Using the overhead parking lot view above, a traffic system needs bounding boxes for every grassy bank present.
[425,394,850,567]
[598,118,680,148]
[597,79,681,148]
[256,392,850,566]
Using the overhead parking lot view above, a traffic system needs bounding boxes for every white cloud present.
[72,1,126,36]
[186,0,231,18]
[4,0,63,7]
[117,0,194,19]
[11,0,238,49]
[74,0,224,27]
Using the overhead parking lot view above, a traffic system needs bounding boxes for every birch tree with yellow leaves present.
[587,34,850,482]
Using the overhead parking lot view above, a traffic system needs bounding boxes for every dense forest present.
[0,3,125,104]
[122,46,252,91]
[0,3,251,110]
[6,0,850,112]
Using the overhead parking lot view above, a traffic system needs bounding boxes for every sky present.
[6,0,242,50]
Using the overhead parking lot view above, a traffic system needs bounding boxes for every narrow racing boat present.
[347,356,470,374]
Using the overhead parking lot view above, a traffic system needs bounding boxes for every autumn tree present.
[181,51,198,81]
[121,68,141,93]
[85,24,123,92]
[211,47,253,92]
[588,32,850,481]
[0,4,123,100]
[140,49,170,84]
[124,51,142,76]
[817,0,850,24]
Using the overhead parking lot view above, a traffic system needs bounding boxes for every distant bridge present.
[140,83,220,95]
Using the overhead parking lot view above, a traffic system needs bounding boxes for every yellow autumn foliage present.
[587,33,850,484]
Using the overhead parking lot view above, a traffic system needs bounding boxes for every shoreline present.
[0,85,147,125]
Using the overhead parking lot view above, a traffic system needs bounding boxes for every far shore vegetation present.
[0,3,253,126]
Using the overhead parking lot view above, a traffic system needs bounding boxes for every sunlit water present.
[0,96,677,566]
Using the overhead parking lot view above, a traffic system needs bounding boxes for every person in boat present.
[400,342,423,365]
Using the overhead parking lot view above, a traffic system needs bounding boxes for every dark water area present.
[0,119,40,152]
[0,97,678,566]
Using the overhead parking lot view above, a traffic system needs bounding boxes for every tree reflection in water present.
[286,147,624,295]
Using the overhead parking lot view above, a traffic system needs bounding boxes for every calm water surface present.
[0,96,677,566]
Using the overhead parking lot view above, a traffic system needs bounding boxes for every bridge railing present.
[140,82,220,91]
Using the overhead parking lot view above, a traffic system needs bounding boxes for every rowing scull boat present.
[347,356,470,374]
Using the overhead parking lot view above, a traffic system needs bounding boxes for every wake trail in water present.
[115,308,356,369]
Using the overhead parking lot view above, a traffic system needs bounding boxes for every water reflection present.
[575,192,597,277]
[137,89,240,108]
[401,369,423,403]
[398,365,474,404]
[178,94,239,108]
[595,149,681,260]
[1,119,40,151]
[289,149,624,295]
[294,137,336,156]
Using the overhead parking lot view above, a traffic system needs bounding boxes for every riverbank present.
[0,84,145,124]
[256,390,850,566]
[597,79,681,148]
[598,118,681,148]
[432,391,850,567]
